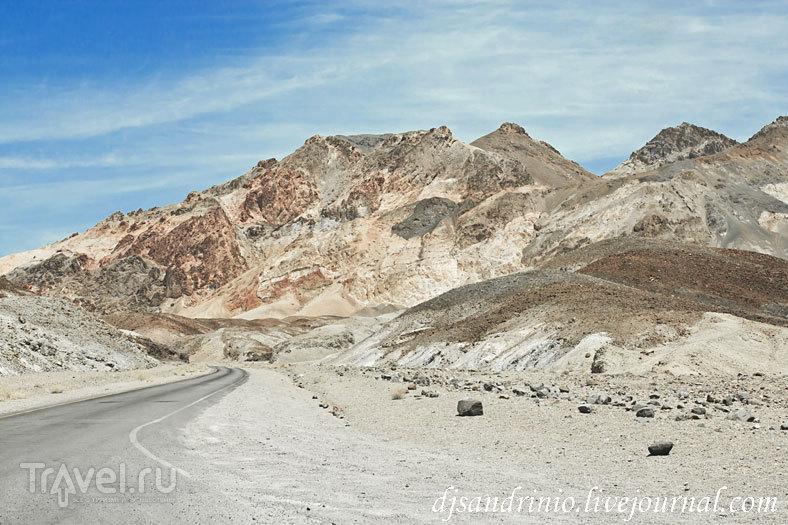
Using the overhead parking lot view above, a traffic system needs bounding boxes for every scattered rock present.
[780,423,788,431]
[457,398,483,417]
[726,409,755,423]
[636,407,655,418]
[691,407,707,416]
[587,392,612,405]
[534,387,550,399]
[648,442,674,456]
[676,389,690,400]
[578,405,593,414]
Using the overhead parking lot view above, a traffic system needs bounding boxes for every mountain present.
[0,124,577,319]
[1,118,786,327]
[606,122,739,177]
[522,117,788,263]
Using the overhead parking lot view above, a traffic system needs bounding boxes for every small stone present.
[587,392,612,405]
[513,388,528,397]
[407,384,417,390]
[578,405,593,414]
[457,398,483,417]
[722,395,735,406]
[648,442,673,456]
[483,383,494,392]
[706,394,719,404]
[636,407,655,418]
[559,386,570,393]
[780,423,788,431]
[735,391,750,402]
[691,407,706,416]
[649,392,660,399]
[726,409,755,423]
[676,389,690,400]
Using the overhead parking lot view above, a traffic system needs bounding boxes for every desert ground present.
[177,363,787,523]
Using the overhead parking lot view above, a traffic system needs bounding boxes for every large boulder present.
[457,398,483,417]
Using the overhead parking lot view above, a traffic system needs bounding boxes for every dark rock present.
[534,387,550,399]
[636,407,655,418]
[578,405,593,414]
[648,442,674,456]
[457,398,483,416]
[691,407,707,416]
[392,197,457,239]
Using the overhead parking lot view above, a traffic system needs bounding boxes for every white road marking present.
[128,368,247,479]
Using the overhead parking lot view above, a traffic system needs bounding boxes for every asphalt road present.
[0,366,248,524]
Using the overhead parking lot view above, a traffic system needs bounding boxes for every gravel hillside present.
[0,294,161,375]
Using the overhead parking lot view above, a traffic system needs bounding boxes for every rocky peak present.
[748,116,788,143]
[607,122,738,177]
[497,122,529,135]
[332,134,393,154]
[471,123,593,187]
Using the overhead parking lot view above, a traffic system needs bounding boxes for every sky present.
[0,1,786,256]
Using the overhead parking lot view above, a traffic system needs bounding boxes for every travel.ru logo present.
[20,462,177,508]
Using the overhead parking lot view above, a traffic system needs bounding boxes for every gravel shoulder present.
[181,365,788,523]
[0,363,212,416]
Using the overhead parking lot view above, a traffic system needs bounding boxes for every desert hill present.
[2,118,785,323]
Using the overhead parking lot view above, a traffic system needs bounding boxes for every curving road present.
[0,367,248,524]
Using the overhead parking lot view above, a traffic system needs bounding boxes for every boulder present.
[587,392,612,405]
[648,442,674,456]
[457,398,483,417]
[636,407,655,418]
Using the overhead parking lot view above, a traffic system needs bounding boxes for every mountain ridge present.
[2,118,786,322]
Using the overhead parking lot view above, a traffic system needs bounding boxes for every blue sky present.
[1,1,787,256]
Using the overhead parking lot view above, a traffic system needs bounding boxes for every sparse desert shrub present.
[0,387,27,401]
[390,387,407,400]
[50,385,64,394]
